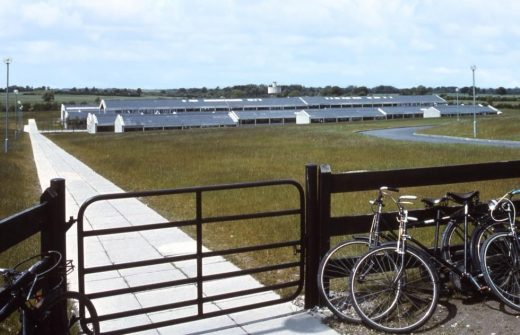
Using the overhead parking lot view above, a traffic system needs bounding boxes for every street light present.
[456,87,459,121]
[14,89,18,140]
[18,100,23,136]
[471,65,477,138]
[4,57,11,153]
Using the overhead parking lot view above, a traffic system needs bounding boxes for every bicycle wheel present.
[469,218,505,273]
[317,239,371,323]
[441,219,479,266]
[480,232,520,311]
[350,244,439,334]
[35,290,100,334]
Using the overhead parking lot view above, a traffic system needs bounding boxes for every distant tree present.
[495,87,507,95]
[287,89,302,97]
[413,85,429,95]
[353,86,369,96]
[42,91,55,103]
[372,85,399,94]
[136,88,142,97]
[320,85,343,96]
[459,87,471,95]
[230,89,245,98]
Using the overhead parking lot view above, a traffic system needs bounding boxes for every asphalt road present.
[360,126,520,148]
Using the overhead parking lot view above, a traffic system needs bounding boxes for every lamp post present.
[4,57,11,153]
[471,65,477,138]
[18,101,23,135]
[456,87,459,121]
[14,89,18,139]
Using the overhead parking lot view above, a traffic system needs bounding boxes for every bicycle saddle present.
[421,197,448,208]
[446,191,479,204]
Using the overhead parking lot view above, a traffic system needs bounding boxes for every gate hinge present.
[293,245,303,255]
[66,216,77,231]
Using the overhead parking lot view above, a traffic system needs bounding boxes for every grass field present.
[0,101,519,332]
[0,127,40,334]
[420,108,520,140]
[45,115,520,292]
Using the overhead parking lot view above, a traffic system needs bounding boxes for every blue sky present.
[1,0,519,89]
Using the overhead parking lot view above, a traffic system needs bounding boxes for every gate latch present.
[293,245,302,255]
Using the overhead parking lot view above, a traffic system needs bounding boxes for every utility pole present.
[471,65,477,138]
[4,57,11,153]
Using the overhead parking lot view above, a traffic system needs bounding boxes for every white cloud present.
[1,0,520,88]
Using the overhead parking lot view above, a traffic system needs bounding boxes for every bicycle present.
[0,250,99,334]
[439,191,491,291]
[349,194,490,333]
[480,189,520,311]
[317,186,400,323]
[317,187,448,323]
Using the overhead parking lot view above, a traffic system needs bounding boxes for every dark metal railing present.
[76,179,305,335]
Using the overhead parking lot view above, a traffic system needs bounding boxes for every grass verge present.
[0,129,41,334]
[420,109,520,141]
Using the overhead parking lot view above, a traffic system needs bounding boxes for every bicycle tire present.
[480,232,520,311]
[469,218,506,273]
[350,244,439,334]
[317,239,371,323]
[35,290,100,334]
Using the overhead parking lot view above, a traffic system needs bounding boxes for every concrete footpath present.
[26,119,337,335]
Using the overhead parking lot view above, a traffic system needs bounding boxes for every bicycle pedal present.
[479,285,490,293]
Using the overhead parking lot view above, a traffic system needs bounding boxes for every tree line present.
[2,84,520,98]
[1,84,519,112]
[156,84,520,99]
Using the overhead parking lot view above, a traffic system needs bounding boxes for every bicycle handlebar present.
[0,253,60,322]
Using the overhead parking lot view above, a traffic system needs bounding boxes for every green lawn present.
[420,108,520,140]
[46,116,520,292]
[1,103,519,330]
[0,129,40,334]
[1,113,519,285]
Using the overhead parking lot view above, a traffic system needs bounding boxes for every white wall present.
[114,115,124,133]
[86,113,97,134]
[295,110,310,124]
[423,107,441,118]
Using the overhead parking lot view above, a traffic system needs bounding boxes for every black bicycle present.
[317,187,449,323]
[0,250,99,334]
[349,194,490,333]
[316,186,400,322]
[480,189,520,311]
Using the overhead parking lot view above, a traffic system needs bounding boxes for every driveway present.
[360,126,520,148]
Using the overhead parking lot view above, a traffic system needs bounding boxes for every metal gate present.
[76,180,305,334]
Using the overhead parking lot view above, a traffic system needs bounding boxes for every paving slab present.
[26,120,338,335]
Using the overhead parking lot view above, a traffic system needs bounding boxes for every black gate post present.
[40,178,67,259]
[40,178,67,334]
[318,165,332,261]
[304,164,319,308]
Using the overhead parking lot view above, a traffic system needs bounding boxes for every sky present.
[1,0,519,89]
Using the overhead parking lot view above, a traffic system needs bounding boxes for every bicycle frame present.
[394,197,485,291]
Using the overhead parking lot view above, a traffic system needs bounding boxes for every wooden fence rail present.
[304,159,520,308]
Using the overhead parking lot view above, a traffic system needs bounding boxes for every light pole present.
[471,65,477,138]
[4,57,11,153]
[18,101,23,135]
[14,89,18,139]
[456,87,459,121]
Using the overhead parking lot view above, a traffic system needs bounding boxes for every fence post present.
[40,178,67,334]
[304,164,319,309]
[318,164,332,260]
